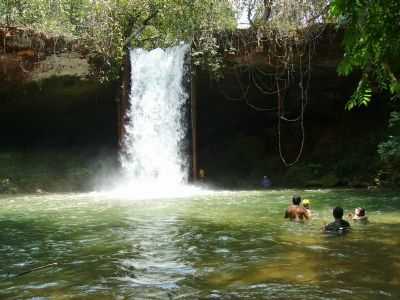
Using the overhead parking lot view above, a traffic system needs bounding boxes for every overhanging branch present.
[124,9,158,47]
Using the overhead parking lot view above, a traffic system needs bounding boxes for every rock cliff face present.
[0,25,389,189]
[222,24,343,70]
[0,26,89,83]
[0,26,117,149]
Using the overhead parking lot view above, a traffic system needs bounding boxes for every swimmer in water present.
[348,207,368,223]
[303,199,312,218]
[284,195,309,221]
[324,206,351,233]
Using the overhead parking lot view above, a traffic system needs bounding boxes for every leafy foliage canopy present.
[0,0,236,80]
[330,0,400,108]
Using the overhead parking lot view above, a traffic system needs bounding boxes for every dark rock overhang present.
[220,23,343,73]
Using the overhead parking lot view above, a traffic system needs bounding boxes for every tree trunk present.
[263,0,272,21]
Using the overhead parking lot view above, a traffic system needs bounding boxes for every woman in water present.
[348,207,368,223]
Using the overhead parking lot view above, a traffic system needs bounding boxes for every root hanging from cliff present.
[219,27,318,166]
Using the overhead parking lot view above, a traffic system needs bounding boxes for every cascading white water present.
[117,44,193,197]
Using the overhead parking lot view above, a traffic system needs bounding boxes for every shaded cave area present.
[196,67,390,189]
[0,77,120,192]
[1,78,118,148]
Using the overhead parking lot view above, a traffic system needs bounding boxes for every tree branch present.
[263,0,272,21]
[124,9,158,47]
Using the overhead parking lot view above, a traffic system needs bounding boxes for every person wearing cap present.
[284,195,309,221]
[324,206,351,233]
[303,199,312,217]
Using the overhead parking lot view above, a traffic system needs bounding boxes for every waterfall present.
[120,45,190,191]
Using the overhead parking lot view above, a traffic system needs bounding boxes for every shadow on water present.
[173,190,400,299]
[175,219,400,299]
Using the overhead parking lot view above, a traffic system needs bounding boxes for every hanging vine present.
[209,0,329,166]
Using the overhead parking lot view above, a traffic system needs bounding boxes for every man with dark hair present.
[324,207,351,233]
[284,195,309,221]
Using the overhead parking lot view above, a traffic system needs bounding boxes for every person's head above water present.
[355,207,366,217]
[303,199,310,208]
[333,206,344,219]
[292,195,301,205]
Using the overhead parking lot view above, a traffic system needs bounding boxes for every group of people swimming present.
[284,195,368,233]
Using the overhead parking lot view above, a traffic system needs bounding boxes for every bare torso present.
[285,205,309,220]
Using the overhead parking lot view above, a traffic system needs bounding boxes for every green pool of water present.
[0,189,399,299]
